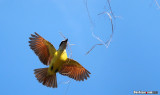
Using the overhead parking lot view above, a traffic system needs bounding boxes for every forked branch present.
[85,0,115,54]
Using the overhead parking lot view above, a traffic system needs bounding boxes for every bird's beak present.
[64,38,68,42]
[58,38,68,50]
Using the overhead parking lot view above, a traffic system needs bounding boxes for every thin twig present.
[155,0,160,8]
[107,0,115,18]
[84,0,94,26]
[65,80,72,95]
[59,32,66,39]
[85,0,115,54]
[86,12,114,54]
[86,43,102,54]
[58,79,72,95]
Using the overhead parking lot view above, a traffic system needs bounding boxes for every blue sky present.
[0,0,160,95]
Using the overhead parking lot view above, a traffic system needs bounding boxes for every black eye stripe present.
[59,42,62,47]
[59,41,65,47]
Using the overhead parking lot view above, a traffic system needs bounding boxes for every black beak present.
[64,38,68,42]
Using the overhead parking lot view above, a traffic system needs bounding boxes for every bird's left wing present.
[59,58,91,81]
[29,32,56,65]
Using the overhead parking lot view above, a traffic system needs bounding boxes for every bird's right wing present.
[59,58,91,81]
[29,32,56,65]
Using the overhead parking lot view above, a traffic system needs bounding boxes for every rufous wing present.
[59,58,91,81]
[29,32,56,65]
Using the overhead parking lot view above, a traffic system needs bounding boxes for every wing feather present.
[29,32,56,65]
[59,59,91,81]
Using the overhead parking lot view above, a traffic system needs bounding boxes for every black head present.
[58,38,68,50]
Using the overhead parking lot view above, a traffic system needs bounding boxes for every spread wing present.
[59,58,91,81]
[29,32,56,65]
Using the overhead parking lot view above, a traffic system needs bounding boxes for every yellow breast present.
[60,50,67,61]
[48,50,67,74]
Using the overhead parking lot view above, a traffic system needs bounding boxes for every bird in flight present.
[29,32,91,88]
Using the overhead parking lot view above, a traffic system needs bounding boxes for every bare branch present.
[155,0,160,8]
[107,0,115,18]
[85,0,115,54]
[92,32,108,48]
[58,79,72,95]
[86,43,103,54]
[65,80,71,95]
[59,32,66,39]
[86,11,114,54]
[84,0,94,26]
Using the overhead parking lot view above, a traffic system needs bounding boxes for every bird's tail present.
[34,68,57,88]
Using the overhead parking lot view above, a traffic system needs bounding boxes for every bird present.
[29,32,91,88]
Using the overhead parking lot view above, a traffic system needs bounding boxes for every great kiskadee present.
[29,32,91,88]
